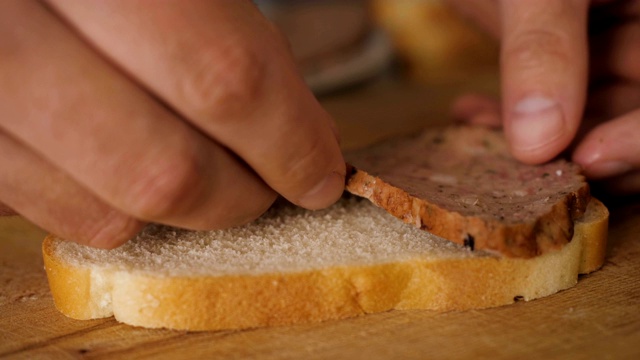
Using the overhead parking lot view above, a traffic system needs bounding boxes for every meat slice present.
[345,125,590,258]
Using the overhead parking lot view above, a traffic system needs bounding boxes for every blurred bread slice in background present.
[371,0,499,87]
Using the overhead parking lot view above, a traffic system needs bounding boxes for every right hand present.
[448,0,640,194]
[0,0,345,248]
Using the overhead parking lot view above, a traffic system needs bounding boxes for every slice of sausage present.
[345,125,590,258]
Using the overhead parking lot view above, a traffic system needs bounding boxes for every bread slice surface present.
[43,197,608,331]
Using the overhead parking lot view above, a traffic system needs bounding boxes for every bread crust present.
[345,126,591,258]
[42,199,608,331]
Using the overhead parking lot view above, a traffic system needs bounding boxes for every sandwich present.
[43,125,608,331]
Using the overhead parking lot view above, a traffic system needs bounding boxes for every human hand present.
[0,0,345,248]
[448,0,640,193]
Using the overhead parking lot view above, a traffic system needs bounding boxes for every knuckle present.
[126,148,204,221]
[503,29,573,71]
[179,40,268,122]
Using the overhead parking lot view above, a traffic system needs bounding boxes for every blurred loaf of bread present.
[371,0,499,84]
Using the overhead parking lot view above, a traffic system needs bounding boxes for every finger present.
[590,22,640,83]
[0,130,143,248]
[0,1,276,230]
[46,0,346,210]
[499,0,590,164]
[586,81,640,119]
[451,93,502,127]
[573,108,640,179]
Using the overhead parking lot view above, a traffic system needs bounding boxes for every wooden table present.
[1,79,639,360]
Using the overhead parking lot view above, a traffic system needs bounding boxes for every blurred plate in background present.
[257,0,393,94]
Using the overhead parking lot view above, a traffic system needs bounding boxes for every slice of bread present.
[346,125,591,258]
[43,197,607,331]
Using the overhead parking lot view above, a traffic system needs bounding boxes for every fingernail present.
[298,171,345,210]
[584,160,632,179]
[511,96,565,152]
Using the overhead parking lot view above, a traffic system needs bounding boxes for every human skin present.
[0,0,346,248]
[447,0,640,194]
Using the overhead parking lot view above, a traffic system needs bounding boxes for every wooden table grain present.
[1,80,639,360]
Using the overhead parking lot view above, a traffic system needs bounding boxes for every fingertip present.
[264,107,346,211]
[297,167,346,210]
[571,112,640,181]
[572,135,633,180]
[506,96,571,164]
[572,136,601,169]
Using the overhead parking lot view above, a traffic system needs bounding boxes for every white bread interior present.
[43,197,608,331]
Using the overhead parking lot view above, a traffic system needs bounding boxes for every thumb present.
[499,0,589,164]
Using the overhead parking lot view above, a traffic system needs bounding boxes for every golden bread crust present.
[42,199,608,331]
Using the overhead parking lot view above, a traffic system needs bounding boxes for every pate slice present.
[345,125,590,258]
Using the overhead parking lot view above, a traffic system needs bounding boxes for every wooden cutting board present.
[1,81,639,360]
